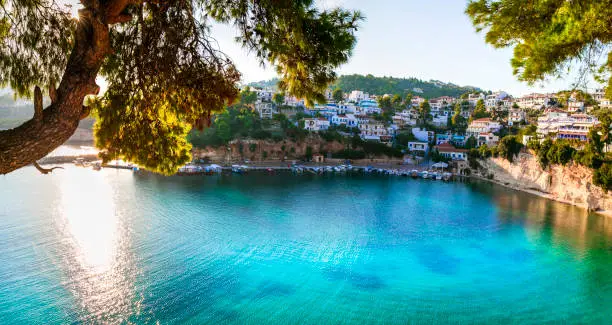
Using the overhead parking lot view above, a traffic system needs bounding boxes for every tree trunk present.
[0,6,114,175]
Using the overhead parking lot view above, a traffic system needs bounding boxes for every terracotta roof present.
[435,143,468,153]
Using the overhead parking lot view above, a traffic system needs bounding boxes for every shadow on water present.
[323,267,386,290]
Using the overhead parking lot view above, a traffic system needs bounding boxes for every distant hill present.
[248,74,484,99]
[333,74,483,99]
[246,78,280,90]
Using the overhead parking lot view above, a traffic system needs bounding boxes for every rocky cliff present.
[192,138,346,163]
[477,152,612,215]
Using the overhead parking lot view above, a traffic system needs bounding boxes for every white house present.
[485,91,510,110]
[567,99,585,112]
[303,118,330,131]
[348,90,369,102]
[408,141,429,154]
[357,99,381,115]
[537,109,599,141]
[431,114,449,127]
[392,109,419,128]
[434,143,468,161]
[508,108,526,125]
[467,93,486,107]
[255,102,275,119]
[476,132,499,147]
[411,96,426,107]
[593,88,612,108]
[516,93,552,109]
[359,119,389,141]
[467,118,501,136]
[411,127,435,143]
[254,89,274,102]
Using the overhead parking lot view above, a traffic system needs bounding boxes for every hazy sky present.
[211,0,601,96]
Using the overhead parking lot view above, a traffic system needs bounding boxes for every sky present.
[211,0,601,97]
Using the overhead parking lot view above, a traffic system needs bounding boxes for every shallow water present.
[1,167,612,324]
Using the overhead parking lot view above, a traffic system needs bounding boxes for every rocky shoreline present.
[474,152,612,217]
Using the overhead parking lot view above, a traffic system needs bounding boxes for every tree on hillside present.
[391,94,403,109]
[403,93,413,108]
[240,88,258,105]
[470,99,489,122]
[451,106,467,132]
[332,88,344,103]
[377,96,392,110]
[272,93,285,106]
[496,135,523,162]
[419,100,431,126]
[465,136,477,149]
[466,0,612,98]
[0,0,363,175]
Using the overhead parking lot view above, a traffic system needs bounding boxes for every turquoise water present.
[1,167,612,324]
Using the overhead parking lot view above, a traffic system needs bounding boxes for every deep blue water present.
[1,167,612,324]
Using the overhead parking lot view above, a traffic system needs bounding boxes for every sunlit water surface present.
[1,167,612,324]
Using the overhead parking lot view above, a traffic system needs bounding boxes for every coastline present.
[470,173,612,218]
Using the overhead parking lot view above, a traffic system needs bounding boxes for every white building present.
[467,118,502,136]
[303,118,331,132]
[348,90,369,102]
[331,114,359,128]
[411,96,426,108]
[392,109,419,128]
[476,132,499,147]
[467,93,486,107]
[255,102,275,119]
[567,99,585,112]
[357,99,381,115]
[408,141,429,154]
[515,93,552,109]
[254,89,273,102]
[537,109,599,141]
[485,91,510,110]
[359,119,389,141]
[593,88,612,108]
[431,114,450,127]
[412,127,435,143]
[435,143,468,161]
[508,108,526,125]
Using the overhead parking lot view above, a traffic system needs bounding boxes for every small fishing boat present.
[442,172,452,181]
[231,165,244,174]
[410,170,419,178]
[421,171,429,179]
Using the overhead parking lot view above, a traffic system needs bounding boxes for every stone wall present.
[477,152,612,214]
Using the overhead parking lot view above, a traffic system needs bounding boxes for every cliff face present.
[192,138,346,163]
[478,152,612,214]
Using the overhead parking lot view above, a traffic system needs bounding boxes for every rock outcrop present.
[477,152,612,215]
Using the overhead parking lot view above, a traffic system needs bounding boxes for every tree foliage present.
[0,0,363,174]
[332,88,344,102]
[466,0,612,98]
[419,100,431,125]
[272,92,285,105]
[240,88,258,105]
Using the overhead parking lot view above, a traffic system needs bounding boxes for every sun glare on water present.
[55,169,139,322]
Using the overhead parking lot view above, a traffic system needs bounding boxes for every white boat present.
[421,171,429,179]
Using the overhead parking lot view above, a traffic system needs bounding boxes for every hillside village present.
[241,84,610,170]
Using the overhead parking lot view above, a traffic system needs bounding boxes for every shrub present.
[593,163,612,191]
[496,135,523,162]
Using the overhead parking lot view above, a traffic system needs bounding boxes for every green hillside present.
[248,74,484,99]
[333,74,483,98]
